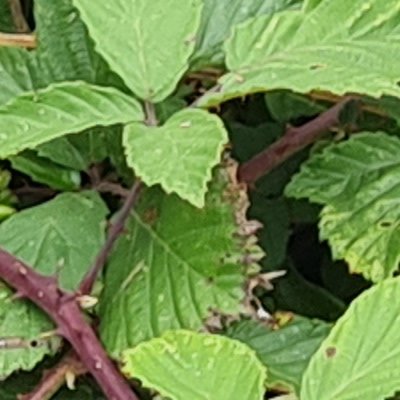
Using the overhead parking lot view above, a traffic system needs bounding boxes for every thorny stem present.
[19,352,87,400]
[238,97,355,184]
[0,250,139,400]
[0,32,35,48]
[79,180,142,295]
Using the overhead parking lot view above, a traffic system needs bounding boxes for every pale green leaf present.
[301,277,400,400]
[0,81,143,159]
[99,170,252,355]
[191,0,301,69]
[226,317,330,393]
[123,109,227,208]
[0,284,57,380]
[10,151,81,191]
[72,0,203,102]
[286,132,400,282]
[0,192,107,290]
[198,0,400,107]
[122,330,267,400]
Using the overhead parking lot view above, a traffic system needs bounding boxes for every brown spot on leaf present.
[143,208,158,225]
[325,346,337,358]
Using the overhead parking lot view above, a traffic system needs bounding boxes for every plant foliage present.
[0,0,399,399]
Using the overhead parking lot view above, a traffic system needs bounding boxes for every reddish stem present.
[0,250,139,400]
[238,98,354,184]
[79,180,142,295]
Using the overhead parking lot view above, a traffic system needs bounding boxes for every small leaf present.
[72,0,203,102]
[99,167,255,354]
[286,132,400,282]
[199,0,400,107]
[10,151,81,191]
[122,330,267,400]
[123,109,227,208]
[226,317,330,393]
[301,277,400,400]
[0,192,107,290]
[0,82,143,159]
[38,126,121,171]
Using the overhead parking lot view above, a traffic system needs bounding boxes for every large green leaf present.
[198,0,400,107]
[122,330,267,400]
[123,109,227,208]
[0,81,143,159]
[191,0,301,69]
[286,132,400,282]
[0,284,57,380]
[226,317,330,393]
[0,192,107,378]
[301,277,400,400]
[72,0,203,102]
[0,192,107,290]
[99,169,255,355]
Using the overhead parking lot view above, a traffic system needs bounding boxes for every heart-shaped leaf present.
[123,109,227,207]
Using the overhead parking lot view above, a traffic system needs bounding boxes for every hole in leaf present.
[379,220,393,229]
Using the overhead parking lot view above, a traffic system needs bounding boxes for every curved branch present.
[0,250,139,400]
[238,97,355,184]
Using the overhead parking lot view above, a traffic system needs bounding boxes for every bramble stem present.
[238,98,354,184]
[0,250,139,400]
[79,180,142,295]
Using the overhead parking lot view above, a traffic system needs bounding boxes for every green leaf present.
[301,277,400,400]
[10,151,81,191]
[0,81,143,159]
[123,109,227,208]
[286,132,400,282]
[265,260,346,321]
[99,169,253,355]
[198,0,400,107]
[250,197,290,269]
[72,0,203,102]
[34,0,123,88]
[265,91,326,123]
[122,330,267,400]
[226,316,330,393]
[0,0,122,106]
[38,126,121,171]
[0,48,37,105]
[191,0,301,69]
[0,192,107,290]
[0,0,14,32]
[0,284,57,380]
